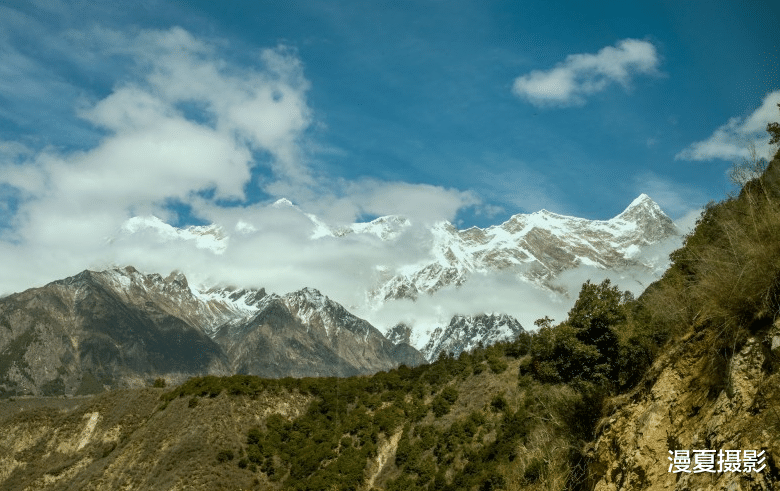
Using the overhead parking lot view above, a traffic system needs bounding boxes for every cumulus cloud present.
[0,25,482,304]
[512,39,660,107]
[0,27,311,261]
[675,90,780,161]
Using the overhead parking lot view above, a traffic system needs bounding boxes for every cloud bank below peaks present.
[512,38,661,107]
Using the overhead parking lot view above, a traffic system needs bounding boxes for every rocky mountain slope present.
[0,267,423,396]
[587,320,780,490]
[0,268,230,397]
[214,287,424,378]
[585,148,780,490]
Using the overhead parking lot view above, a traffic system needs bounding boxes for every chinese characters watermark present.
[668,450,766,473]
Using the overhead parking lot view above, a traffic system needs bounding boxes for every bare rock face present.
[0,269,230,397]
[587,321,780,490]
[386,323,412,345]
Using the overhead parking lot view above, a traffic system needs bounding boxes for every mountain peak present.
[618,193,660,214]
[612,194,678,242]
[271,198,295,208]
[164,270,189,289]
[612,194,665,222]
[626,193,654,208]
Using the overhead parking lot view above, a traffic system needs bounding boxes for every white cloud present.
[0,26,484,302]
[358,272,570,335]
[0,27,316,291]
[674,208,703,235]
[512,39,660,107]
[676,90,780,161]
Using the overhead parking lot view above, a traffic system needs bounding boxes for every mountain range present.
[0,194,682,396]
[114,193,683,328]
[367,193,679,302]
[0,267,424,397]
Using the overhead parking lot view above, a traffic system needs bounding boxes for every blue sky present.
[0,0,779,295]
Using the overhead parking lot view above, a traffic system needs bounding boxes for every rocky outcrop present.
[587,320,780,490]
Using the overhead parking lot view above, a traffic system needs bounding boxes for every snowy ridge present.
[268,198,411,240]
[91,267,382,346]
[396,313,525,362]
[369,194,681,302]
[89,266,266,337]
[333,215,412,241]
[118,216,228,254]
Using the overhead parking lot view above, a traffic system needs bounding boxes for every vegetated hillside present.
[585,126,780,489]
[0,341,565,491]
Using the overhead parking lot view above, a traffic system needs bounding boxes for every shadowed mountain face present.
[0,268,424,396]
[0,270,230,396]
[214,289,426,378]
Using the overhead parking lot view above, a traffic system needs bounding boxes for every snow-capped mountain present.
[369,194,680,302]
[270,197,412,240]
[94,265,266,336]
[388,313,526,362]
[104,193,682,368]
[331,215,412,240]
[117,216,228,254]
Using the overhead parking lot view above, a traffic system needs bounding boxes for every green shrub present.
[247,445,263,464]
[440,386,459,404]
[523,458,545,483]
[216,449,234,463]
[487,356,508,374]
[431,395,451,417]
[480,474,507,491]
[490,394,507,412]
